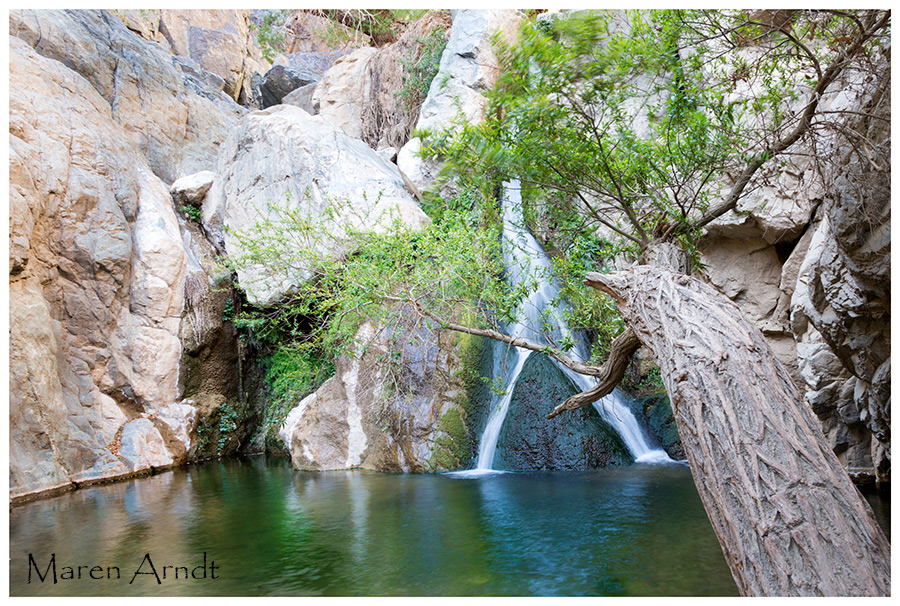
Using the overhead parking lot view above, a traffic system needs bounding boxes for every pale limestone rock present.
[312,48,379,138]
[10,9,246,183]
[157,9,267,101]
[8,35,200,500]
[203,105,431,306]
[707,159,823,243]
[155,403,199,451]
[170,170,216,207]
[282,319,487,472]
[118,419,175,472]
[112,9,162,42]
[278,392,317,450]
[398,9,522,192]
[700,237,782,326]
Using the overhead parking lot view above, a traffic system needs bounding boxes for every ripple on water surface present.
[11,457,749,596]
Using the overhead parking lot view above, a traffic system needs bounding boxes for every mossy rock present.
[430,407,474,470]
[621,391,685,460]
[493,353,632,470]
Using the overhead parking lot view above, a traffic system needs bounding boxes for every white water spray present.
[457,182,672,476]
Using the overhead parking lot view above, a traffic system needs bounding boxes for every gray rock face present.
[281,82,318,114]
[699,62,891,483]
[493,354,632,470]
[281,322,491,472]
[150,9,269,103]
[203,104,431,306]
[259,64,320,108]
[398,9,522,192]
[10,9,246,184]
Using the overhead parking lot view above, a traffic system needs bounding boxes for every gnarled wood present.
[545,328,640,419]
[586,266,890,597]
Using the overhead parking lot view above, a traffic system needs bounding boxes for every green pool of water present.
[12,457,746,596]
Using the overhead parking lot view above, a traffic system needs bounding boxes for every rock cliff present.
[9,9,247,500]
[699,57,891,483]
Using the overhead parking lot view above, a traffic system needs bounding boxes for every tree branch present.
[546,326,641,418]
[698,10,891,227]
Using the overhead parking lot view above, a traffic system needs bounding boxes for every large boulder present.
[203,104,431,306]
[308,11,453,150]
[280,321,492,472]
[259,63,321,108]
[10,9,246,183]
[310,48,379,136]
[9,37,197,499]
[113,9,269,104]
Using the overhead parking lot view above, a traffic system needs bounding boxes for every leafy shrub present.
[396,26,448,115]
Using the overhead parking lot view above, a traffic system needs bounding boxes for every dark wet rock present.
[259,64,319,108]
[493,354,632,470]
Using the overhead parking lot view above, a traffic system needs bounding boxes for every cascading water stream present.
[458,182,672,476]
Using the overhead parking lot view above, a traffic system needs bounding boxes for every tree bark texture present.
[586,266,890,597]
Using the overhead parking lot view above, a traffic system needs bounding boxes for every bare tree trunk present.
[587,266,890,597]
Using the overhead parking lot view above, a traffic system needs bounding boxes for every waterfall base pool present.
[11,456,881,596]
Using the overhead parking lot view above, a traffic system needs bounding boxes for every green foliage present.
[425,9,886,268]
[225,188,517,358]
[253,10,289,62]
[259,344,335,445]
[179,204,202,222]
[217,402,240,452]
[194,399,256,458]
[396,26,448,116]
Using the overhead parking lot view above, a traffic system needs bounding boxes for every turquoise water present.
[11,457,741,596]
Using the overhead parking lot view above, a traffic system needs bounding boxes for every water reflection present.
[11,457,752,596]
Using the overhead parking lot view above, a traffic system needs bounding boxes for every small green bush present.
[397,26,448,116]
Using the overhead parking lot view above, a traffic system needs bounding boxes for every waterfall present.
[457,182,672,475]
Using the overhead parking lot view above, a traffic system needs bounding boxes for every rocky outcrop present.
[10,9,246,184]
[398,9,522,192]
[311,48,380,138]
[305,12,453,150]
[9,10,249,501]
[258,63,320,108]
[9,36,192,499]
[280,321,491,472]
[202,104,431,306]
[789,79,890,482]
[493,354,632,470]
[112,9,269,104]
[698,60,891,483]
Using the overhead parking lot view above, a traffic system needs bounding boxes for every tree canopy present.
[426,9,890,265]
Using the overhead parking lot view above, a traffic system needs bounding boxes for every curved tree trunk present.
[586,266,890,597]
